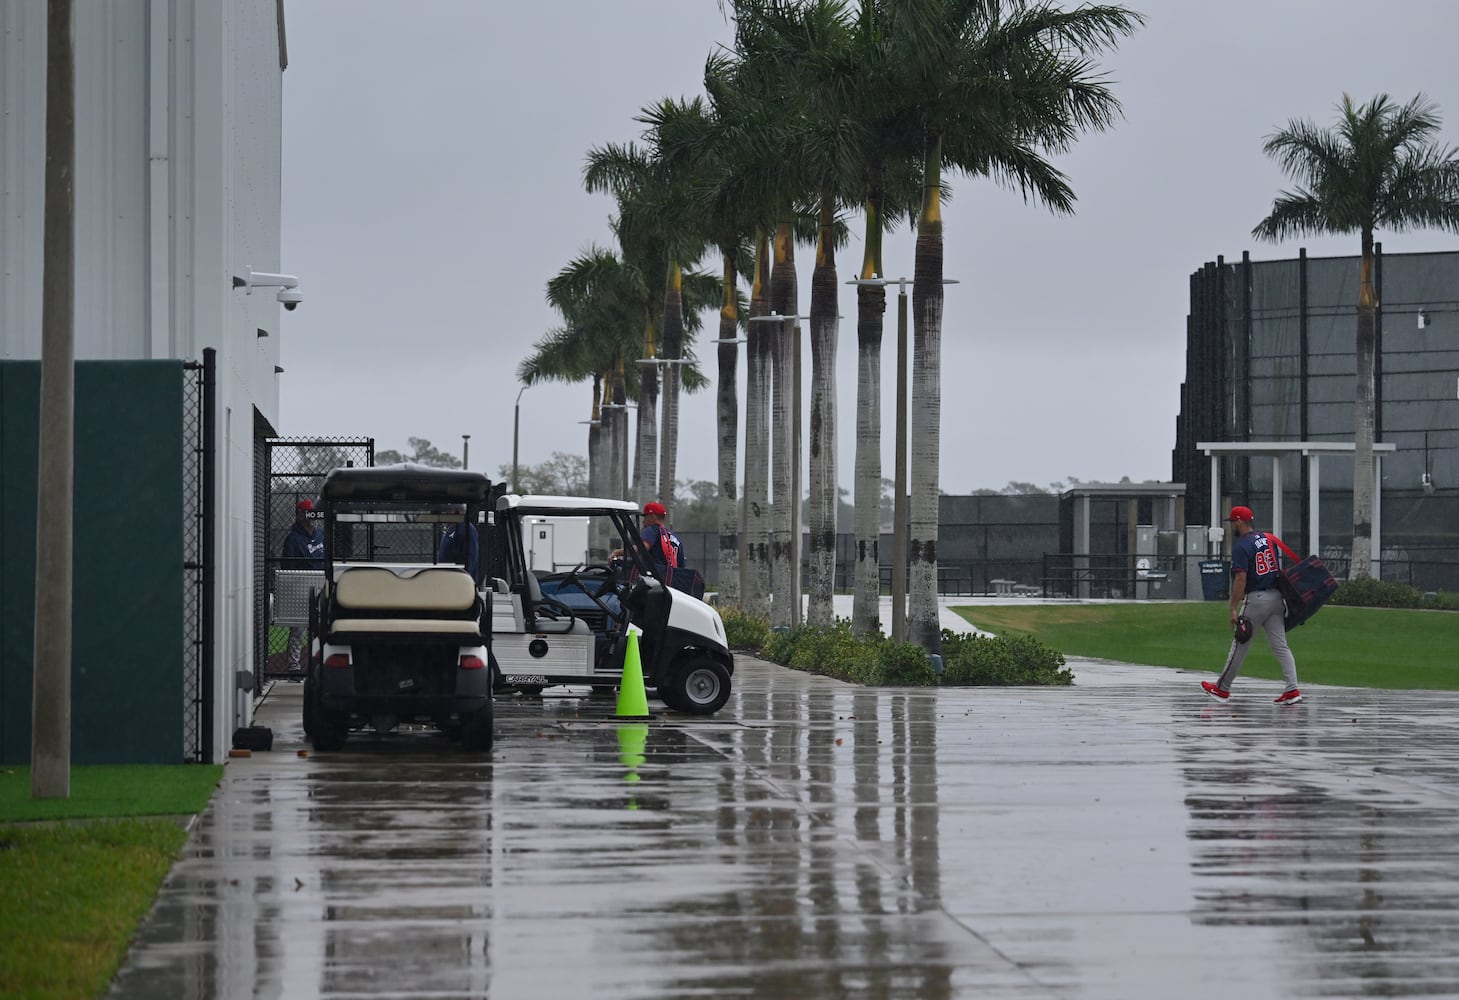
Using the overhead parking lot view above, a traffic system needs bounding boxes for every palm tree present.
[1253,93,1459,579]
[541,245,649,517]
[640,90,765,607]
[584,148,672,505]
[743,229,774,615]
[891,0,1141,651]
[744,0,922,628]
[704,19,805,620]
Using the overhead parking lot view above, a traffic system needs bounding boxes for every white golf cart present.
[304,464,495,751]
[488,494,734,715]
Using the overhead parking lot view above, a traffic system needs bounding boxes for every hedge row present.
[1329,578,1459,610]
[717,607,1072,687]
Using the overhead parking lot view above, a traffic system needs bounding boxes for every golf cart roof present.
[497,494,640,516]
[320,463,492,505]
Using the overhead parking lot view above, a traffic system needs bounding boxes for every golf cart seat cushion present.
[334,566,476,614]
[329,617,484,636]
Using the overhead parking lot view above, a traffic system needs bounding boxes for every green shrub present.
[752,619,1067,687]
[939,629,1073,686]
[880,640,938,686]
[717,605,772,652]
[1330,577,1425,609]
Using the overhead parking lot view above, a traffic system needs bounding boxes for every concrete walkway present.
[110,637,1459,998]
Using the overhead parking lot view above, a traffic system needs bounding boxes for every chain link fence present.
[181,352,214,762]
[255,439,373,684]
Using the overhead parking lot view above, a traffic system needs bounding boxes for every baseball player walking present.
[1201,505,1303,705]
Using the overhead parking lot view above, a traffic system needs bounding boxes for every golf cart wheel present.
[666,656,731,716]
[461,702,494,752]
[302,674,316,737]
[657,682,685,711]
[309,685,348,751]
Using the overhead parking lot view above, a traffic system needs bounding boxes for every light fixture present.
[1418,308,1430,330]
[234,266,304,311]
[274,365,285,374]
[256,328,269,338]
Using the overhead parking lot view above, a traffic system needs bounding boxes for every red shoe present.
[1201,680,1231,702]
[1274,689,1303,705]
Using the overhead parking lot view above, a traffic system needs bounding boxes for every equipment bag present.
[1266,535,1338,630]
[664,565,705,600]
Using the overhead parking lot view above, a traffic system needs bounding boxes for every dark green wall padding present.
[1,361,186,764]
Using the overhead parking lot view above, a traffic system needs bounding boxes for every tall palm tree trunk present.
[769,219,798,628]
[806,194,838,626]
[1351,230,1377,579]
[610,357,630,500]
[659,262,684,512]
[852,188,886,636]
[909,133,944,655]
[587,376,608,558]
[635,316,660,505]
[716,249,742,606]
[743,232,772,616]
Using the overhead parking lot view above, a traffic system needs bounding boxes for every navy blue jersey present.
[1231,531,1283,591]
[437,522,480,582]
[641,523,683,572]
[282,523,324,569]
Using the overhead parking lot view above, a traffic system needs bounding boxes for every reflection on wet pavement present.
[109,660,1459,999]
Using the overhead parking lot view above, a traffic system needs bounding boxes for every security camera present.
[276,287,303,311]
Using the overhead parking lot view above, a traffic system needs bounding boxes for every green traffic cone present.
[615,628,652,720]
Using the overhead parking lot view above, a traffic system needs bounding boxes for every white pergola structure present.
[1198,441,1396,574]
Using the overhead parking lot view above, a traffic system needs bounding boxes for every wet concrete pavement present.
[110,647,1459,999]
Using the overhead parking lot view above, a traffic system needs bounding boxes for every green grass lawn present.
[952,603,1459,690]
[0,765,223,822]
[0,765,222,1000]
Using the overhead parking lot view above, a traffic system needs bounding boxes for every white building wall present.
[0,1,289,762]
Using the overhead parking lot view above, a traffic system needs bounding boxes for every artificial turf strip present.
[952,603,1459,690]
[0,765,223,822]
[0,818,188,1000]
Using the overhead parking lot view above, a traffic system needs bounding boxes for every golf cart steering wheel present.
[563,562,618,597]
[559,562,630,629]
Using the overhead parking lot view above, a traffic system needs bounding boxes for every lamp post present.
[512,386,526,493]
[461,434,470,470]
[849,275,957,642]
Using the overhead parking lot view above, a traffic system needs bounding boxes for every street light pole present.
[891,279,909,643]
[512,385,526,493]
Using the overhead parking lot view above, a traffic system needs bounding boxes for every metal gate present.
[182,351,215,762]
[255,438,374,685]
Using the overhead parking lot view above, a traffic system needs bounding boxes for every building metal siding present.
[1,2,288,763]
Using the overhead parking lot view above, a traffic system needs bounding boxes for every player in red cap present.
[639,500,683,575]
[1202,505,1303,705]
[280,498,324,674]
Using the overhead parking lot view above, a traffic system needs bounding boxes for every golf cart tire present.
[665,655,731,716]
[302,674,315,737]
[308,683,348,751]
[461,702,494,752]
[311,712,348,752]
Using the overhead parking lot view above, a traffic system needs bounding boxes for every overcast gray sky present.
[279,0,1459,496]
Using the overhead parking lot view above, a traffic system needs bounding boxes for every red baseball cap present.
[643,501,666,516]
[296,499,314,512]
[1227,505,1254,522]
